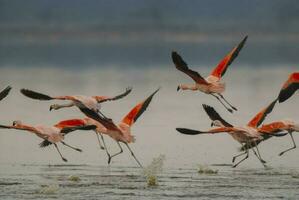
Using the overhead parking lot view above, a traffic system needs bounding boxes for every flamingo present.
[0,86,12,101]
[0,120,96,162]
[172,36,248,113]
[72,88,160,167]
[237,72,299,155]
[278,72,299,103]
[20,87,132,118]
[176,100,278,167]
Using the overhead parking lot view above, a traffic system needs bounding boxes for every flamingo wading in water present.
[0,120,96,162]
[72,88,160,167]
[20,87,132,118]
[172,36,248,113]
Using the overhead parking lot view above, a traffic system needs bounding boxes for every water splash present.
[143,154,166,187]
[197,164,218,174]
[38,184,59,194]
[68,175,81,182]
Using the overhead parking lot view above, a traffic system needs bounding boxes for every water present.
[1,164,299,199]
[0,66,299,199]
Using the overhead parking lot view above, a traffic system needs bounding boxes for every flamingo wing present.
[202,104,233,127]
[95,87,132,103]
[247,100,277,128]
[210,36,248,79]
[54,119,87,129]
[278,72,299,103]
[176,127,232,135]
[121,88,159,126]
[20,89,72,101]
[0,86,12,101]
[172,51,208,85]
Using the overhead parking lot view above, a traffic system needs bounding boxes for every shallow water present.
[1,164,299,199]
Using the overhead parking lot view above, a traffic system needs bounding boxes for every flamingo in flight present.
[0,120,96,162]
[177,100,279,168]
[239,72,299,156]
[20,87,132,118]
[172,36,248,113]
[0,86,12,102]
[68,88,160,167]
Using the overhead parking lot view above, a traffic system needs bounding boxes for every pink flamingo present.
[0,120,96,162]
[20,87,132,118]
[172,36,248,113]
[177,100,278,167]
[72,88,160,167]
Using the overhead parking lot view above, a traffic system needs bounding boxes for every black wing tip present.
[176,128,202,135]
[0,86,12,100]
[20,88,53,100]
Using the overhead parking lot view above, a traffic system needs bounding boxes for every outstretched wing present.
[121,88,160,126]
[202,104,233,127]
[210,36,248,79]
[247,100,277,128]
[0,86,12,101]
[172,51,208,85]
[60,125,97,135]
[95,87,132,103]
[278,72,299,103]
[176,127,232,135]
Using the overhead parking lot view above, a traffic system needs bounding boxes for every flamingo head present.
[12,120,22,126]
[49,104,59,111]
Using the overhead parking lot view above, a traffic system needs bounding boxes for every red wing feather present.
[172,51,208,85]
[247,100,277,128]
[122,88,159,126]
[278,72,299,103]
[210,36,248,79]
[54,119,86,129]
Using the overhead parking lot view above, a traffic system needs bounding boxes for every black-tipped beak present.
[210,122,214,127]
[177,86,180,91]
[49,106,53,111]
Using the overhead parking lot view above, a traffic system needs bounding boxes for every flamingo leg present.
[109,142,124,163]
[279,132,296,156]
[96,131,113,164]
[232,142,249,168]
[251,143,267,167]
[54,143,67,162]
[232,151,247,163]
[94,131,105,150]
[61,141,82,152]
[124,143,143,168]
[211,94,233,113]
[217,93,237,111]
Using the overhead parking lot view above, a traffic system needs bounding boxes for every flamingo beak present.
[210,122,214,127]
[177,86,180,91]
[49,106,53,111]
